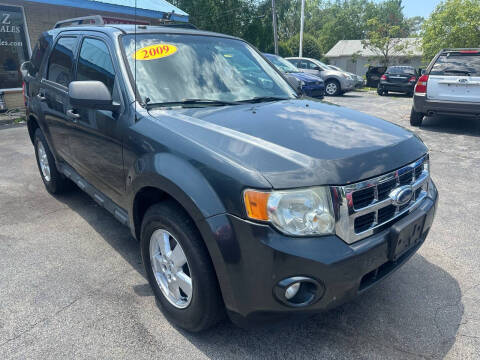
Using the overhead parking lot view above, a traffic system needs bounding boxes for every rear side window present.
[431,52,480,76]
[77,38,116,94]
[47,36,77,87]
[30,32,52,76]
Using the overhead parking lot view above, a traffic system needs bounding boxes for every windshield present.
[121,34,296,105]
[264,54,299,73]
[312,59,329,71]
[386,67,416,75]
[430,52,480,76]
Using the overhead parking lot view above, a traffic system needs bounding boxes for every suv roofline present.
[439,48,480,52]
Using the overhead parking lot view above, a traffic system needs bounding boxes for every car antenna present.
[134,0,137,116]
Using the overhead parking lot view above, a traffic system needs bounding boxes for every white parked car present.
[411,48,480,126]
[286,57,355,96]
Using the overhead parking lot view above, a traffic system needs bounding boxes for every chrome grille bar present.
[332,155,429,244]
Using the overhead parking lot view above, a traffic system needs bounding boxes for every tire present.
[407,91,414,97]
[377,88,384,96]
[410,107,424,126]
[34,128,72,194]
[324,79,341,96]
[140,201,224,332]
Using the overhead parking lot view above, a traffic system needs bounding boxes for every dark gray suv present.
[23,16,438,332]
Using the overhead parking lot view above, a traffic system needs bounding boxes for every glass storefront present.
[0,4,30,90]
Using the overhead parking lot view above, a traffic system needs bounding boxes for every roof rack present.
[54,15,197,30]
[54,15,104,29]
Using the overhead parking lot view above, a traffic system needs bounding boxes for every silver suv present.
[411,48,480,126]
[286,57,355,96]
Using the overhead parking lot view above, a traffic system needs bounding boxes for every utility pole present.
[272,0,278,55]
[299,0,305,57]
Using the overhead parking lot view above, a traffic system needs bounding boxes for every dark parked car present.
[378,66,418,96]
[263,53,324,98]
[411,48,480,126]
[23,16,438,332]
[365,66,386,88]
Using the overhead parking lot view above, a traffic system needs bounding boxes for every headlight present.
[244,187,335,236]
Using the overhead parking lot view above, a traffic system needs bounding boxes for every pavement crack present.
[0,267,136,349]
[0,297,80,348]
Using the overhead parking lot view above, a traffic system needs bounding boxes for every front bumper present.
[302,84,325,98]
[379,81,415,93]
[414,95,480,117]
[199,180,438,327]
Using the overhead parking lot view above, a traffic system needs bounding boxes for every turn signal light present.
[415,75,429,94]
[244,190,270,221]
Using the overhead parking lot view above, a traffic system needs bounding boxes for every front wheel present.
[410,107,424,126]
[324,79,341,96]
[141,201,224,332]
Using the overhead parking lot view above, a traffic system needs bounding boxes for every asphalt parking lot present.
[1,91,479,359]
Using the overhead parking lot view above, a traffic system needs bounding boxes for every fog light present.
[285,282,301,300]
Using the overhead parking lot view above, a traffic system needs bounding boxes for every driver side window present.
[76,37,115,94]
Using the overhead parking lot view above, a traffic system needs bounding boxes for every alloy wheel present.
[325,82,338,95]
[149,229,193,309]
[37,141,51,182]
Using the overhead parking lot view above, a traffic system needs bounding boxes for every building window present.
[0,4,30,90]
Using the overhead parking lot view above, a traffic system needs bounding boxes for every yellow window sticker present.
[133,44,178,60]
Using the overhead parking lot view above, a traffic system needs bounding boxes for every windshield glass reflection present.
[122,34,296,105]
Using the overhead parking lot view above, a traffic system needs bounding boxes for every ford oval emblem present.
[389,185,413,206]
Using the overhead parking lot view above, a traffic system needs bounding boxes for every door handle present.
[36,93,46,102]
[66,109,80,122]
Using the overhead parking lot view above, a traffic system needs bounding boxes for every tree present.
[360,0,411,66]
[362,18,411,66]
[406,16,424,35]
[281,33,323,59]
[421,0,480,61]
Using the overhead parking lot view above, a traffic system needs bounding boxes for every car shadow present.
[182,255,462,359]
[54,188,145,277]
[420,115,480,137]
[382,93,413,98]
[55,189,462,359]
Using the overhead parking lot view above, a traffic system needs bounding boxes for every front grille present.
[352,187,374,209]
[399,170,413,185]
[354,213,375,233]
[333,155,430,244]
[377,178,396,200]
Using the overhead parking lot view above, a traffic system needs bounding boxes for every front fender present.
[128,152,226,227]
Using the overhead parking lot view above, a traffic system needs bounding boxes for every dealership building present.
[0,0,188,110]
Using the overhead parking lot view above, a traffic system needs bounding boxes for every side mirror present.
[285,75,303,95]
[20,61,32,79]
[68,81,119,112]
[313,66,321,71]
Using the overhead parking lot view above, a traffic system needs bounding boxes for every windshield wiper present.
[443,69,472,76]
[238,96,291,104]
[146,98,242,109]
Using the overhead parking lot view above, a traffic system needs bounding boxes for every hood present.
[288,72,324,84]
[324,69,347,78]
[148,99,427,188]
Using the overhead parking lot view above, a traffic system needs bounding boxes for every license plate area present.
[389,210,426,261]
